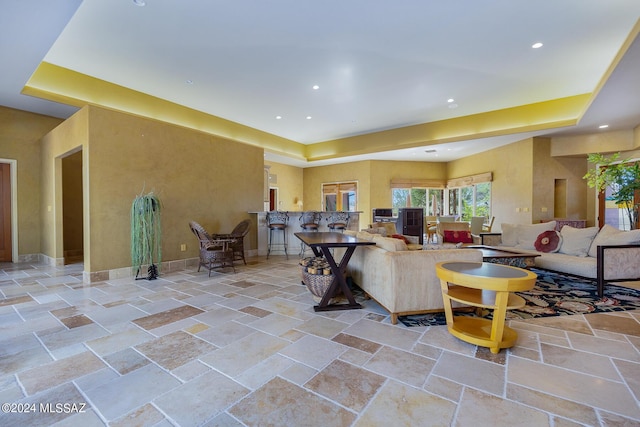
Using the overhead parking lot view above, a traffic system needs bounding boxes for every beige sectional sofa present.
[341,230,483,324]
[480,221,640,296]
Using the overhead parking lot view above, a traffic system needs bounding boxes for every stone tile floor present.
[0,257,638,426]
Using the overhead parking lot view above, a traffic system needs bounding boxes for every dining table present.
[294,231,376,312]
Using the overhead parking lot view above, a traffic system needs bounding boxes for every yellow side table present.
[435,261,537,354]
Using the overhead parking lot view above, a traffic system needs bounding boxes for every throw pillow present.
[534,230,562,253]
[443,230,473,243]
[515,221,557,250]
[558,225,599,257]
[587,224,620,257]
[391,234,411,244]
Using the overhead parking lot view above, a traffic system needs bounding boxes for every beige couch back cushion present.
[587,224,640,257]
[373,235,408,251]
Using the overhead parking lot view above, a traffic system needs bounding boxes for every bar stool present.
[266,211,289,259]
[298,211,320,256]
[327,211,350,233]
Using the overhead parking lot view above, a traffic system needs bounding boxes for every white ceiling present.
[3,1,640,166]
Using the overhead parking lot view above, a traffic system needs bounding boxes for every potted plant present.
[584,152,640,230]
[131,191,162,279]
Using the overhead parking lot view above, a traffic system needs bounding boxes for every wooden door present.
[269,188,276,211]
[0,163,11,262]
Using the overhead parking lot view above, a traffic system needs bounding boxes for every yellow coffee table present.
[435,261,537,354]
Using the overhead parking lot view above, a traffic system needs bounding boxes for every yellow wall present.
[532,138,588,224]
[302,160,447,228]
[40,107,89,265]
[265,161,304,211]
[448,139,535,231]
[303,161,371,229]
[369,160,447,213]
[0,106,62,257]
[550,129,639,157]
[41,105,264,273]
[4,104,640,275]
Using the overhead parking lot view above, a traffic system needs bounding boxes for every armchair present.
[436,221,475,245]
[189,221,236,275]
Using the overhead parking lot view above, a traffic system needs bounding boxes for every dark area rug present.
[397,268,640,327]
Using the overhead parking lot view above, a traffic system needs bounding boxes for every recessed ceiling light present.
[133,0,146,6]
[447,98,455,103]
[599,124,609,129]
[306,116,312,120]
[312,85,320,90]
[532,42,543,49]
[275,116,282,120]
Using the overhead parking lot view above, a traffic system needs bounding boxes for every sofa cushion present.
[514,221,557,250]
[534,230,562,253]
[535,252,597,278]
[373,235,408,251]
[371,222,397,237]
[558,225,599,257]
[391,234,411,244]
[356,231,375,241]
[501,223,520,247]
[587,224,640,257]
[443,230,473,243]
[362,227,386,236]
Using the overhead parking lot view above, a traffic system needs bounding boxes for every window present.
[448,182,491,221]
[392,188,443,216]
[446,172,492,221]
[322,182,357,211]
[390,178,446,216]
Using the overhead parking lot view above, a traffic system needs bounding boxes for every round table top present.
[439,261,530,278]
[436,261,537,292]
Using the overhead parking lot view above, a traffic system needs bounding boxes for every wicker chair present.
[189,221,236,275]
[211,219,250,265]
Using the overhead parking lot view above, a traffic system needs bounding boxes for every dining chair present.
[482,216,495,232]
[470,216,485,235]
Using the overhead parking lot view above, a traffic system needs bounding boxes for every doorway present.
[0,163,11,262]
[62,151,84,264]
[597,161,640,230]
[269,188,279,211]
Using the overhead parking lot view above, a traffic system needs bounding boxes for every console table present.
[435,261,537,354]
[295,232,375,312]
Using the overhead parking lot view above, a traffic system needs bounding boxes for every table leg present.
[314,246,362,311]
[489,291,509,354]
